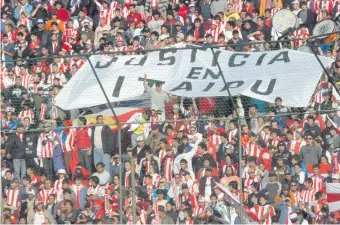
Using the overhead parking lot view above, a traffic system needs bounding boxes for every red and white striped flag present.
[326,183,340,212]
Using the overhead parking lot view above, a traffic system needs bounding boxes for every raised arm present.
[143,73,151,94]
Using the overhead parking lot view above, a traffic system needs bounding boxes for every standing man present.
[144,73,168,121]
[91,115,114,172]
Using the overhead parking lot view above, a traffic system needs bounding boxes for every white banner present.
[55,48,333,110]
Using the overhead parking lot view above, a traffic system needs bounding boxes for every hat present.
[82,19,90,24]
[159,34,169,41]
[289,213,298,221]
[292,0,299,4]
[57,169,66,175]
[144,28,151,33]
[51,11,57,16]
[160,138,168,144]
[175,21,182,26]
[35,201,44,206]
[37,19,44,25]
[11,178,19,183]
[5,106,15,112]
[85,39,93,45]
[189,3,195,8]
[285,169,292,175]
[136,136,144,142]
[332,173,340,179]
[27,189,35,195]
[176,33,184,39]
[158,205,166,212]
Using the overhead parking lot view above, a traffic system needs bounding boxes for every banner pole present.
[307,41,340,97]
[86,55,124,224]
[210,48,243,224]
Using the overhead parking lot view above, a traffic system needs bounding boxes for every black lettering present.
[112,76,125,97]
[191,49,197,63]
[187,67,203,79]
[95,57,118,68]
[250,79,276,95]
[170,82,192,92]
[220,81,244,92]
[228,53,250,67]
[268,51,290,64]
[202,68,222,79]
[203,82,215,92]
[157,49,177,65]
[211,50,222,67]
[256,53,267,66]
[125,56,148,66]
[137,77,164,87]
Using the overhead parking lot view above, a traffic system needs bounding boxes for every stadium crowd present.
[1,0,340,224]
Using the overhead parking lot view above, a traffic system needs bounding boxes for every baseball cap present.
[136,136,144,142]
[37,19,44,24]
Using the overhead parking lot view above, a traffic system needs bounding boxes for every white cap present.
[136,136,144,142]
[27,189,35,195]
[333,173,340,179]
[57,169,66,175]
[289,213,297,220]
[292,0,299,4]
[159,34,169,41]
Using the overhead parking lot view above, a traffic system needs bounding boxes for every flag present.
[326,183,340,212]
[215,182,260,223]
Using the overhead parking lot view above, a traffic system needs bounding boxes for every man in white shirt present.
[92,162,110,186]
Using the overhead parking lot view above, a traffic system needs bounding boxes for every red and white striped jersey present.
[149,0,159,9]
[151,173,161,187]
[289,139,306,155]
[54,178,64,191]
[70,184,85,206]
[260,131,271,144]
[37,131,58,158]
[62,28,78,42]
[48,72,67,86]
[209,133,221,146]
[232,3,243,12]
[244,176,261,193]
[28,82,44,93]
[271,7,281,17]
[158,149,166,166]
[185,179,199,196]
[185,219,195,225]
[193,205,206,217]
[176,193,197,209]
[187,13,198,23]
[18,109,34,122]
[38,188,58,205]
[21,74,34,90]
[251,205,276,225]
[228,129,238,142]
[245,142,260,158]
[205,27,224,42]
[292,31,310,48]
[6,188,20,208]
[62,129,76,152]
[310,175,324,192]
[297,189,316,203]
[163,156,174,181]
[87,185,105,196]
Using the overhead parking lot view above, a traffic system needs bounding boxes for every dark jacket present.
[199,176,219,197]
[132,144,151,163]
[6,133,25,159]
[91,125,114,155]
[23,130,38,158]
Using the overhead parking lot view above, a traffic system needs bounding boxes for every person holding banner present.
[144,73,169,121]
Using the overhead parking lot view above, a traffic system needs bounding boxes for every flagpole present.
[86,55,124,224]
[210,48,243,224]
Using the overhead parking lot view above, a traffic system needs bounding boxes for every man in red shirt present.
[126,4,142,26]
[74,117,92,174]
